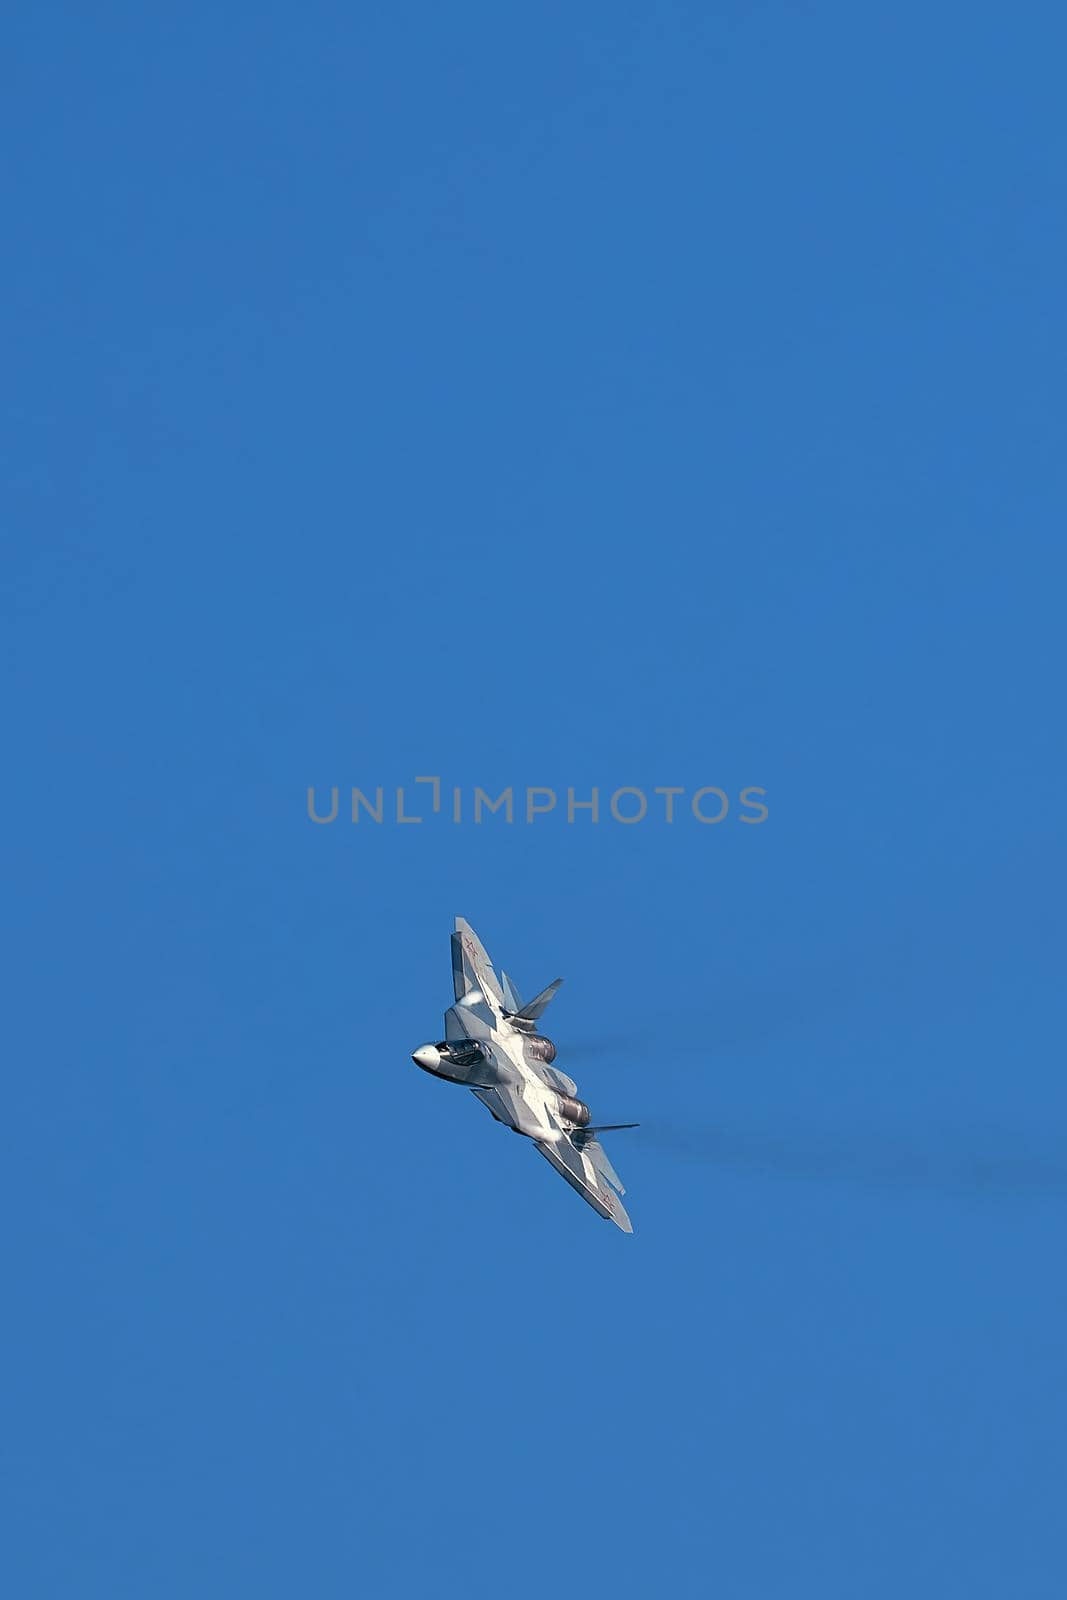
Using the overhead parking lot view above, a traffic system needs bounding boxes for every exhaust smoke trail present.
[562,1033,653,1063]
[639,1120,1067,1197]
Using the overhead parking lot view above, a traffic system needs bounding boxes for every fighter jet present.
[411,918,637,1232]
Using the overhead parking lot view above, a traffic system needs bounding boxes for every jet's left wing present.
[535,1133,633,1233]
[470,1081,530,1131]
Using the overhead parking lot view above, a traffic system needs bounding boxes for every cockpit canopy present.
[436,1039,486,1068]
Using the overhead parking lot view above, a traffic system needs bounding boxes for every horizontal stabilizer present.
[514,978,563,1021]
[587,1140,626,1197]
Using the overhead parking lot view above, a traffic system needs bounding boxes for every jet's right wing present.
[451,918,505,1007]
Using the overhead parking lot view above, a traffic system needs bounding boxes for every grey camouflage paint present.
[414,917,633,1232]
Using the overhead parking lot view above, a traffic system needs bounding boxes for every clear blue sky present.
[4,5,1066,1596]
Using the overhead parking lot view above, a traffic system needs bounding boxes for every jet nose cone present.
[412,1044,441,1073]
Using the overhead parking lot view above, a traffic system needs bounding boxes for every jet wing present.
[451,917,505,1007]
[535,1134,633,1233]
[470,1081,529,1129]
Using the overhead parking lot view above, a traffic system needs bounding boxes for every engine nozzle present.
[555,1095,591,1128]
